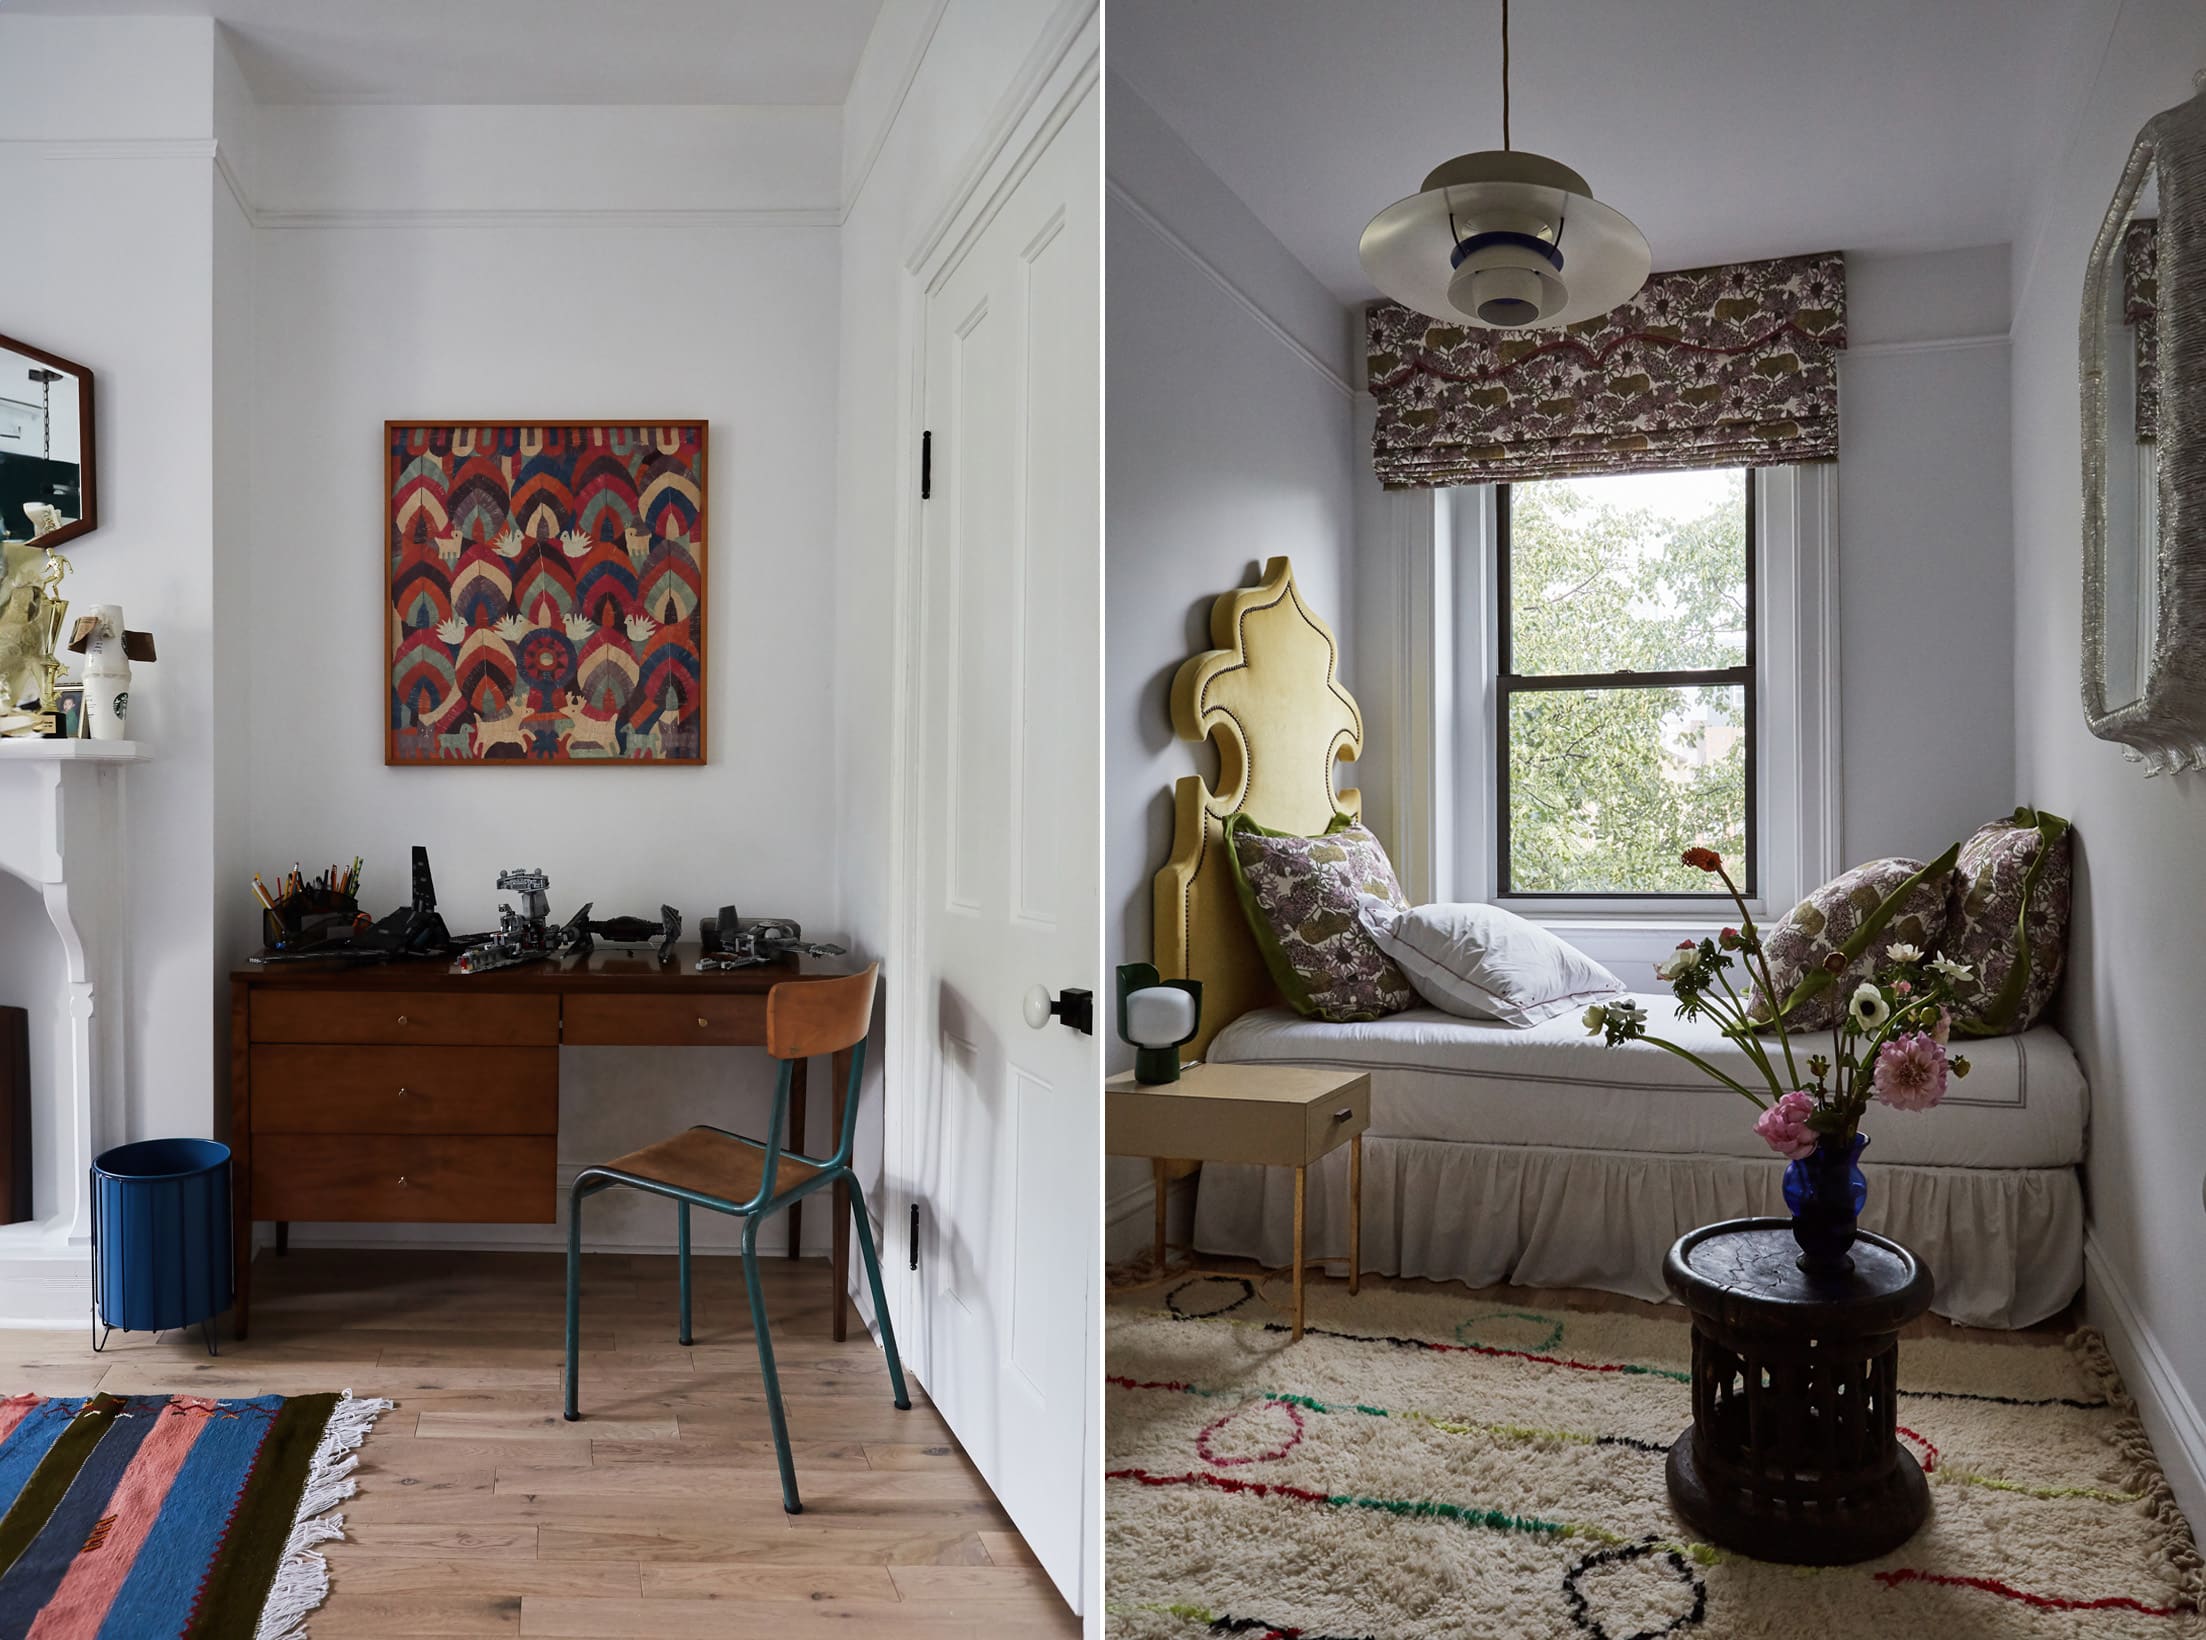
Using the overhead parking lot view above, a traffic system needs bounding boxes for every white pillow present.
[1356,899,1625,1027]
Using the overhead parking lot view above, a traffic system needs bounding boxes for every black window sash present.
[1493,474,1758,900]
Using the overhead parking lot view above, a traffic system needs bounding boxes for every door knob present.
[1022,985,1094,1035]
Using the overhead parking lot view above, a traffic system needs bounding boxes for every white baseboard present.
[2084,1228,2206,1532]
[1103,1171,1195,1263]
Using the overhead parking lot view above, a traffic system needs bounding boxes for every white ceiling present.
[1110,0,2089,300]
[19,0,885,105]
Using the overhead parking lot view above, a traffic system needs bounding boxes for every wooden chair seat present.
[605,1127,819,1206]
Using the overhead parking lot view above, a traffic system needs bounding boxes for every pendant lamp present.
[1359,0,1649,329]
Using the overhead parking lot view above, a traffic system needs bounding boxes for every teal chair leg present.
[741,1214,801,1513]
[677,1200,693,1346]
[842,1174,910,1411]
[563,1176,587,1422]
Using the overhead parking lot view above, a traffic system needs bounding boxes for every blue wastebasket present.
[91,1138,233,1355]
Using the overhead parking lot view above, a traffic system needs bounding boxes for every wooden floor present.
[0,1248,1079,1638]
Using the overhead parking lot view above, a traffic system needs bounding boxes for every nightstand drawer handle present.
[397,1175,410,1187]
[697,1016,710,1029]
[396,1014,409,1026]
[397,1086,409,1098]
[1333,1107,1354,1121]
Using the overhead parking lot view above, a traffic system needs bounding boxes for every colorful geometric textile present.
[1367,251,1847,487]
[0,1390,391,1639]
[385,422,708,764]
[1106,1276,2204,1638]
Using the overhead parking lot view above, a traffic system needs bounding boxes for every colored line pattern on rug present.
[0,1390,392,1640]
[1107,1278,2205,1638]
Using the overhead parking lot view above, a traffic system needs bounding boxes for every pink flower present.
[1873,1032,1949,1112]
[1754,1090,1819,1160]
[1931,1006,1951,1045]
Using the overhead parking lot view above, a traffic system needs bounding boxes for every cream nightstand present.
[1105,1062,1370,1340]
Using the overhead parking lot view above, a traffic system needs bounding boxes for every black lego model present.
[695,905,847,970]
[453,867,680,975]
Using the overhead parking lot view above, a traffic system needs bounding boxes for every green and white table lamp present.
[1116,963,1202,1085]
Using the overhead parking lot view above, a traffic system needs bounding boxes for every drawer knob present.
[1334,1107,1354,1121]
[396,1014,410,1026]
[397,1087,409,1098]
[697,1016,710,1029]
[397,1175,410,1187]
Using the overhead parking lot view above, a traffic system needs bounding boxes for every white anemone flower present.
[1653,943,1698,983]
[1848,982,1890,1031]
[1582,1004,1609,1035]
[1928,955,1975,988]
[1609,999,1648,1029]
[1884,942,1922,965]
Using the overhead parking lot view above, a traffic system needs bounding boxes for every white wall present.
[0,16,223,1162]
[1103,76,1361,1254]
[1839,244,2016,861]
[2008,0,2206,1526]
[244,120,844,1254]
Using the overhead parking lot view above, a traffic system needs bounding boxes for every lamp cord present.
[1501,0,1511,151]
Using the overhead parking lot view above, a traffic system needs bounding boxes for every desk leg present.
[1152,1158,1168,1273]
[785,1058,808,1261]
[1291,1164,1306,1342]
[1348,1134,1361,1298]
[829,1046,852,1343]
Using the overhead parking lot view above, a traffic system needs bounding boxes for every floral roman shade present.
[1366,250,1848,488]
[2124,219,2158,441]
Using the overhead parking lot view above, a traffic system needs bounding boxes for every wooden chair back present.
[766,965,879,1061]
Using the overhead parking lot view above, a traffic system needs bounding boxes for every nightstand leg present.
[1152,1158,1168,1273]
[1291,1164,1306,1342]
[1349,1134,1361,1297]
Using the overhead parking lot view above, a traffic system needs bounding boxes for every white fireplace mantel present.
[0,739,144,1326]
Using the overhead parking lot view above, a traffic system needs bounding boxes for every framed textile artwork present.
[385,421,708,765]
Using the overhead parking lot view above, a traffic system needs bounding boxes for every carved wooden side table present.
[1663,1217,1935,1564]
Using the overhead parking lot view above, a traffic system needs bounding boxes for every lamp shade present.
[1360,150,1650,329]
[1124,986,1199,1050]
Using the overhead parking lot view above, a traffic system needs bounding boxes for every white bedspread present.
[1205,998,2086,1169]
[1192,998,2088,1327]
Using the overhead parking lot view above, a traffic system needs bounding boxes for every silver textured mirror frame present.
[2081,74,2206,775]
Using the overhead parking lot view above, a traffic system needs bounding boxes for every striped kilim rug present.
[0,1390,391,1639]
[1107,1275,2205,1639]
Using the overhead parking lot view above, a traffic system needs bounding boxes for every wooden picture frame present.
[384,420,709,766]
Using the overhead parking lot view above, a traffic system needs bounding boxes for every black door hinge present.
[920,430,932,500]
[908,1202,921,1270]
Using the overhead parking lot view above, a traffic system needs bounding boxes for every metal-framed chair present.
[562,964,907,1513]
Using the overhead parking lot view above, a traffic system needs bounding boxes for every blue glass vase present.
[1782,1132,1869,1274]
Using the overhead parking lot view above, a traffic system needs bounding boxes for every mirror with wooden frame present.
[0,333,97,551]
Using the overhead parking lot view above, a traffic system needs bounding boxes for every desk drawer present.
[563,994,765,1046]
[251,990,558,1047]
[251,1135,555,1223]
[251,1046,557,1135]
[1304,1079,1369,1162]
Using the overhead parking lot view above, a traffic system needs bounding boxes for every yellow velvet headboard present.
[1153,557,1363,1057]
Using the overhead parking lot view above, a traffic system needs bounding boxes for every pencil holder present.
[263,887,360,950]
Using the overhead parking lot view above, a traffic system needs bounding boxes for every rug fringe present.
[253,1389,395,1640]
[2067,1326,2204,1613]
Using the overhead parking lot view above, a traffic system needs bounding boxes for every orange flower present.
[1681,847,1723,872]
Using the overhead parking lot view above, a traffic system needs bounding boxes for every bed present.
[1151,557,2086,1329]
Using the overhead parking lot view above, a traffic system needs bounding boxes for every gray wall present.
[1105,76,1360,1247]
[2008,0,2206,1525]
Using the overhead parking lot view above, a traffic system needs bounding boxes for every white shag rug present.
[1106,1274,2203,1639]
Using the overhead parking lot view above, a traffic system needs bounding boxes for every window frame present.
[1491,472,1760,902]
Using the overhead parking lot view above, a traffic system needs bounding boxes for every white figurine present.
[66,605,155,740]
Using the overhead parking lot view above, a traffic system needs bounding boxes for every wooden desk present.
[228,950,859,1341]
[1106,1062,1369,1340]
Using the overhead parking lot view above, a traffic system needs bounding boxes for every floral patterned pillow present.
[1942,808,2073,1037]
[1225,814,1414,1022]
[1747,849,1956,1033]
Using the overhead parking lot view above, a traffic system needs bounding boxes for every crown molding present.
[1843,330,2012,359]
[840,0,952,220]
[1108,177,1354,400]
[0,137,216,161]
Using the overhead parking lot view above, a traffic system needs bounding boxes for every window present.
[1494,467,1754,899]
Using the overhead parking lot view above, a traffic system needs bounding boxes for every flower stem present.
[1631,1033,1770,1109]
[1715,862,1800,1087]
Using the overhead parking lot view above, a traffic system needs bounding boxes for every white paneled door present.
[906,78,1098,1610]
